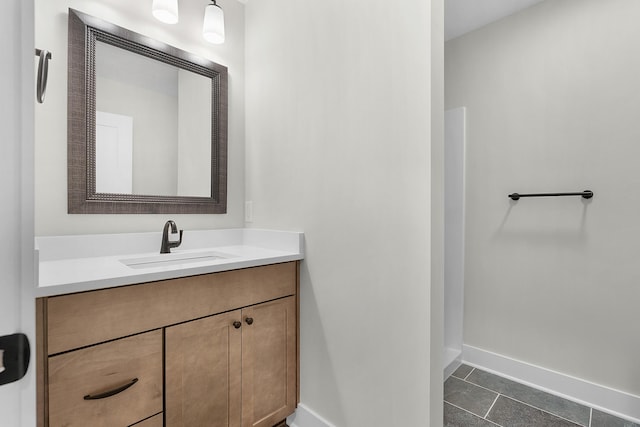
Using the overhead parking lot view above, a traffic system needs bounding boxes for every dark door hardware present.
[0,333,30,386]
[233,321,242,329]
[245,317,254,325]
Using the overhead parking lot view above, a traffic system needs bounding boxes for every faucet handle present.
[168,229,183,249]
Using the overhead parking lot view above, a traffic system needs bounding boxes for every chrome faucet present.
[160,220,183,254]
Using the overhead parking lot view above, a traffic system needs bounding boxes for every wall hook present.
[35,48,52,104]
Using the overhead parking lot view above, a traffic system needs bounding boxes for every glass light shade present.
[152,0,179,24]
[203,3,225,44]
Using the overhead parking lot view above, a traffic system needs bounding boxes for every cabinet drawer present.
[48,330,163,427]
[132,414,163,427]
[46,262,297,354]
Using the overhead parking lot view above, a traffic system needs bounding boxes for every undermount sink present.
[120,250,234,269]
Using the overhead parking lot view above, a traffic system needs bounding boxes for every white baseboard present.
[444,346,463,379]
[287,403,336,427]
[463,344,640,424]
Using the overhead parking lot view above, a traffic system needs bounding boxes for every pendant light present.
[151,0,226,44]
[152,0,179,24]
[202,0,225,44]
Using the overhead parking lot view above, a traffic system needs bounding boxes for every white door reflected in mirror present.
[96,111,133,194]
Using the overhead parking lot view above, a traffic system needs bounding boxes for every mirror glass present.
[95,41,211,197]
[68,9,228,214]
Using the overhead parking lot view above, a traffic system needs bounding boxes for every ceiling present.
[445,0,545,41]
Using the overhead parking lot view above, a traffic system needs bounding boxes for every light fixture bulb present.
[203,2,225,44]
[152,0,179,24]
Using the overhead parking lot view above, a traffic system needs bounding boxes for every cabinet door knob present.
[245,317,254,325]
[233,321,241,329]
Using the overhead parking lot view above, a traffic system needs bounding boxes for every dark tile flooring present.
[444,364,640,427]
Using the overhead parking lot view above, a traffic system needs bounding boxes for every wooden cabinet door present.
[132,414,164,427]
[241,297,297,427]
[165,310,242,427]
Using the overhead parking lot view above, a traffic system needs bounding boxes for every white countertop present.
[35,228,304,297]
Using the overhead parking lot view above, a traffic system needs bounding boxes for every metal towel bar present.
[508,190,593,201]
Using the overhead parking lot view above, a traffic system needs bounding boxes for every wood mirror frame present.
[67,8,228,214]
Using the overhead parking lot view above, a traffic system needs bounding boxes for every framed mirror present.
[68,9,228,214]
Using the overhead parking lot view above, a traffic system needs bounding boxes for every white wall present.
[430,1,445,424]
[34,0,245,236]
[446,0,640,396]
[245,0,439,425]
[0,0,36,425]
[444,108,465,367]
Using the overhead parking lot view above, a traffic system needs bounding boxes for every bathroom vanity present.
[35,229,303,427]
[33,7,302,426]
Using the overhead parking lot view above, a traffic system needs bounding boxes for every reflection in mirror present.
[68,8,227,214]
[95,42,211,197]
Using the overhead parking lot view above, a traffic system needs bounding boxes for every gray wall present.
[245,0,441,425]
[446,0,640,396]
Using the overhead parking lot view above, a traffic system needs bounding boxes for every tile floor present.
[444,364,640,427]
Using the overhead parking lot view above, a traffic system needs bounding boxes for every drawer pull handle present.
[83,378,139,400]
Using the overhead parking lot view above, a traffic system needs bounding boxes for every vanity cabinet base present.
[36,261,300,427]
